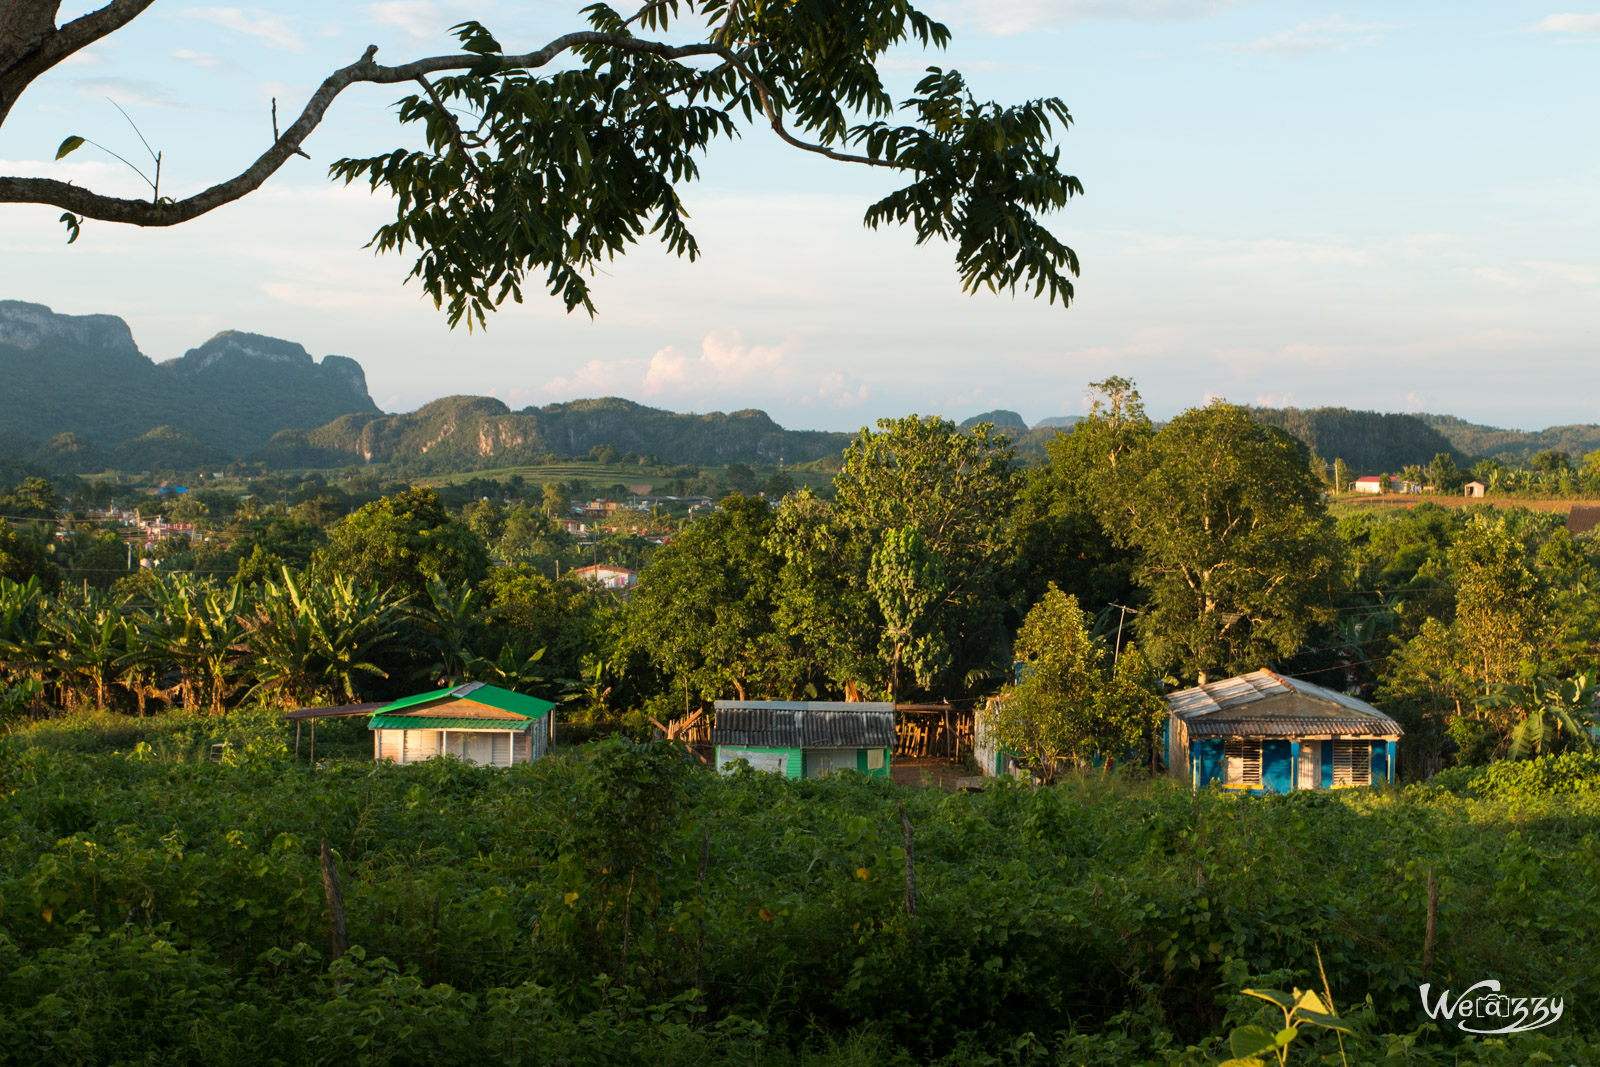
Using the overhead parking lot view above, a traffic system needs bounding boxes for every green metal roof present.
[369,715,536,731]
[372,681,555,720]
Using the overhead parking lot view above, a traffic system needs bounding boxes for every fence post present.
[320,838,348,961]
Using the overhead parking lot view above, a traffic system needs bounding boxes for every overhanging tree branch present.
[0,34,738,225]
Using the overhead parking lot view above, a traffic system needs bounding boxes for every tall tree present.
[3,3,1082,324]
[1086,397,1341,683]
[868,527,950,700]
[316,488,489,600]
[989,584,1164,783]
[622,494,791,702]
[833,414,1019,691]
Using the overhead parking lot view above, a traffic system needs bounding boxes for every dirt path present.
[891,757,970,790]
[1332,494,1600,513]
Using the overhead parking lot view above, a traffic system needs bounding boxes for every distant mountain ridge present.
[255,396,854,470]
[0,301,379,466]
[1416,414,1600,463]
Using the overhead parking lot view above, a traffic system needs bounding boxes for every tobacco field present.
[2,712,1599,1066]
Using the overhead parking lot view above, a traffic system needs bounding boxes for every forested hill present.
[254,396,855,470]
[0,301,378,464]
[1247,407,1469,472]
[1417,414,1600,463]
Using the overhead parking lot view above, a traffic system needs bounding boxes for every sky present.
[0,1,1596,432]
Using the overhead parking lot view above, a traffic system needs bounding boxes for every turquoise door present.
[1198,739,1225,787]
[1261,740,1292,793]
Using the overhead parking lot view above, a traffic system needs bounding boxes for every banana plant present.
[1490,674,1599,759]
[243,567,399,707]
[0,576,51,689]
[41,587,129,710]
[139,574,247,715]
[411,576,481,687]
[465,643,550,692]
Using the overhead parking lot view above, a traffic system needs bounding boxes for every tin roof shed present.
[711,701,896,748]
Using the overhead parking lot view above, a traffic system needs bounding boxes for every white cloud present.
[540,358,641,397]
[1460,266,1526,288]
[817,371,870,408]
[74,77,183,110]
[1223,15,1398,56]
[366,1,478,41]
[700,328,790,376]
[1532,13,1600,35]
[171,49,226,68]
[938,0,1258,35]
[179,8,307,53]
[641,346,688,395]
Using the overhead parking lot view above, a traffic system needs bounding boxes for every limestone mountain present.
[0,301,379,460]
[959,409,1029,430]
[255,396,854,470]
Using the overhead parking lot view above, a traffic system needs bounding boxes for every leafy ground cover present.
[2,714,1598,1065]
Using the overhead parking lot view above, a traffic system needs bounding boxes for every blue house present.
[1166,670,1401,792]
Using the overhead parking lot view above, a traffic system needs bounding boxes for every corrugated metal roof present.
[372,682,554,720]
[711,701,896,747]
[369,715,536,731]
[1185,718,1396,737]
[1166,669,1401,737]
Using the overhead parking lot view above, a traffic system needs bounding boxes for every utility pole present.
[1108,603,1139,669]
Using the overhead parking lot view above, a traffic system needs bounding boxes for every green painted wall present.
[716,746,892,780]
[854,747,893,778]
[716,746,804,779]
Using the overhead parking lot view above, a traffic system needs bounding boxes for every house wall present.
[716,746,804,778]
[1184,734,1395,792]
[377,727,536,767]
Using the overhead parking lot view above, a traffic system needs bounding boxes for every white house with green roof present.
[369,681,555,767]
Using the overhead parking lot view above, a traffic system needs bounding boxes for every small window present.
[866,748,885,771]
[1224,738,1262,787]
[1332,740,1371,787]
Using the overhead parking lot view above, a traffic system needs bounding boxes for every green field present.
[3,710,1597,1065]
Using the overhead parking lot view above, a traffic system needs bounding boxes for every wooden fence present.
[657,703,976,762]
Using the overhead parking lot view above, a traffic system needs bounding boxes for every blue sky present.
[1,1,1596,431]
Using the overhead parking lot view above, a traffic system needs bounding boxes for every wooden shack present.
[1166,670,1401,792]
[368,681,554,767]
[711,700,895,779]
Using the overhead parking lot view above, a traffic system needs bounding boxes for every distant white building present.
[1352,476,1385,494]
[568,563,638,590]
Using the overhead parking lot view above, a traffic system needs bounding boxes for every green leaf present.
[58,213,81,244]
[1242,988,1296,1011]
[1296,1008,1357,1034]
[56,135,86,159]
[1229,1025,1279,1059]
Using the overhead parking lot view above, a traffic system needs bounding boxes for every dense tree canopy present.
[1,1,1083,323]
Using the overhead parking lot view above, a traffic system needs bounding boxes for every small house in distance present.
[369,681,554,767]
[1166,670,1401,793]
[712,701,895,779]
[1463,480,1486,498]
[1352,476,1385,494]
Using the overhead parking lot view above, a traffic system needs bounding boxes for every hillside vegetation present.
[1248,407,1468,473]
[1418,413,1600,464]
[255,395,854,471]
